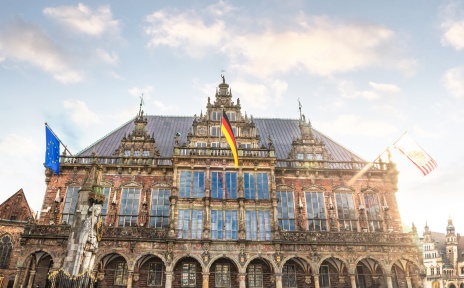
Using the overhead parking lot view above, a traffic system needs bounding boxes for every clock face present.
[198,127,207,136]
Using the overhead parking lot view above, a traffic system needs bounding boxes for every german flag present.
[221,110,238,167]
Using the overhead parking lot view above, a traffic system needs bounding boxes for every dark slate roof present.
[78,116,365,162]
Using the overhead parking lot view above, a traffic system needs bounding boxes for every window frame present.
[276,191,296,231]
[178,209,203,239]
[305,191,327,231]
[179,171,205,198]
[334,192,358,232]
[211,210,238,240]
[215,264,231,287]
[244,172,269,199]
[0,235,12,269]
[211,171,237,199]
[114,261,128,285]
[118,187,141,227]
[363,193,383,232]
[149,188,171,228]
[147,262,164,286]
[181,263,197,287]
[247,264,263,288]
[61,186,80,225]
[282,263,297,288]
[246,210,271,240]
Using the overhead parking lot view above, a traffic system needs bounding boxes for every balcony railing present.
[279,231,414,244]
[102,226,168,240]
[22,224,71,238]
[60,155,173,166]
[276,160,387,171]
[174,147,273,158]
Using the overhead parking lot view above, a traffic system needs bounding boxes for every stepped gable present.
[78,116,365,162]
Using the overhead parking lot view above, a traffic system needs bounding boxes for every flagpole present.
[45,123,73,156]
[346,132,408,186]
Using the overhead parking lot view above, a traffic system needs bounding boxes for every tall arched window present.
[0,235,13,268]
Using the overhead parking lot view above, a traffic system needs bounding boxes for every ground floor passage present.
[9,251,426,288]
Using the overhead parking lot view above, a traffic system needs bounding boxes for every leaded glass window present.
[319,265,330,288]
[276,192,295,231]
[118,187,141,226]
[179,171,204,198]
[0,235,12,268]
[244,172,268,199]
[248,264,263,288]
[181,263,196,287]
[215,264,231,287]
[211,172,237,199]
[282,264,297,288]
[211,210,238,240]
[335,192,358,232]
[246,211,271,240]
[147,262,163,286]
[305,192,327,231]
[178,209,203,239]
[114,262,128,285]
[363,193,383,231]
[101,187,111,223]
[61,187,79,224]
[149,189,171,228]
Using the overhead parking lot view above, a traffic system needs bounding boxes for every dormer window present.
[134,150,140,157]
[124,150,130,157]
[307,154,313,160]
[226,112,236,121]
[211,126,220,136]
[143,150,150,157]
[315,154,323,160]
[211,111,221,121]
[297,153,304,160]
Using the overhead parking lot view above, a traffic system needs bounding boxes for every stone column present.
[26,270,36,288]
[406,276,412,288]
[350,274,357,288]
[126,271,133,288]
[165,271,173,288]
[202,272,210,288]
[385,275,393,288]
[314,274,320,288]
[12,268,21,288]
[275,273,283,288]
[239,273,247,288]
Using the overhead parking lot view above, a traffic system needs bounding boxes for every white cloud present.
[154,101,177,113]
[145,9,412,77]
[0,19,83,83]
[0,134,41,158]
[43,3,120,37]
[315,114,397,137]
[96,48,118,65]
[228,78,288,110]
[336,79,400,100]
[442,66,464,98]
[129,86,154,100]
[440,2,464,50]
[63,99,100,127]
[145,11,225,58]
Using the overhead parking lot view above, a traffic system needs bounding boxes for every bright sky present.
[1,1,463,235]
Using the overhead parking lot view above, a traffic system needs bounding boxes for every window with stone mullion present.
[181,263,196,287]
[178,209,203,239]
[246,210,271,240]
[363,193,383,231]
[212,172,237,199]
[149,189,171,228]
[244,172,269,199]
[115,262,128,285]
[0,235,12,268]
[147,262,163,286]
[282,264,297,288]
[100,187,111,223]
[248,264,263,288]
[334,192,358,232]
[276,191,295,231]
[211,210,238,240]
[215,264,231,287]
[61,187,80,225]
[305,192,327,231]
[118,187,141,227]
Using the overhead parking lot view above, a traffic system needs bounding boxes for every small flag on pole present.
[221,110,238,168]
[45,125,60,174]
[393,133,437,176]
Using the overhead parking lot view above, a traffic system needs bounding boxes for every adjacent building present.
[9,77,424,288]
[421,218,464,288]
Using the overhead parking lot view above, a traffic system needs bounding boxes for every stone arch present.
[319,256,351,288]
[171,254,205,271]
[353,256,387,275]
[390,256,423,288]
[389,256,424,274]
[172,256,204,288]
[281,256,315,288]
[206,254,240,271]
[449,284,457,288]
[132,252,167,271]
[19,249,56,268]
[21,250,54,288]
[97,252,131,287]
[243,255,278,273]
[207,256,241,287]
[134,253,167,288]
[95,251,131,269]
[318,255,350,272]
[281,255,316,273]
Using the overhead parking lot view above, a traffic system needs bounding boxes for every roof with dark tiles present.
[78,115,365,162]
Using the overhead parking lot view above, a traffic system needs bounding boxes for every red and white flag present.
[393,133,437,176]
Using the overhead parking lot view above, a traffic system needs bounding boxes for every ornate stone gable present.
[0,189,33,221]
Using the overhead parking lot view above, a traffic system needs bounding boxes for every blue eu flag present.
[45,126,60,174]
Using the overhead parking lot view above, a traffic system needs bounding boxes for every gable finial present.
[298,98,302,121]
[139,94,145,117]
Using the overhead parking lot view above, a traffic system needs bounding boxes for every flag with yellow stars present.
[45,126,60,174]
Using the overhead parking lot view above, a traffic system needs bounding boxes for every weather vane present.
[139,94,144,116]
